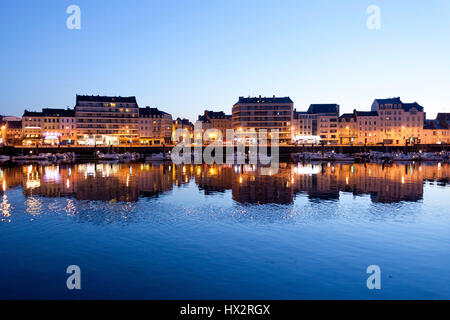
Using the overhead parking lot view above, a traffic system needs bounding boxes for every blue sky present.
[1,0,449,121]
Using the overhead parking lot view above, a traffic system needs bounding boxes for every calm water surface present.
[0,162,449,299]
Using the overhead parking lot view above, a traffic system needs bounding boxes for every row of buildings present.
[16,95,191,146]
[216,95,450,145]
[233,96,449,145]
[1,95,449,146]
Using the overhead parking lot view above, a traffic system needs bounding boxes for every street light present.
[1,125,6,146]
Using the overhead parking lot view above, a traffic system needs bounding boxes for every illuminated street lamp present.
[2,125,6,143]
[0,125,5,146]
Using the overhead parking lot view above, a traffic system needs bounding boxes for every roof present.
[204,110,231,119]
[42,108,75,117]
[76,95,137,104]
[174,118,193,126]
[307,104,339,114]
[24,108,75,117]
[197,115,210,123]
[139,107,169,117]
[355,111,378,117]
[294,110,309,119]
[61,109,76,117]
[402,102,424,112]
[436,113,450,122]
[423,119,447,130]
[23,110,43,117]
[374,97,403,105]
[4,120,22,128]
[435,113,450,129]
[235,96,293,104]
[372,98,424,112]
[339,113,356,121]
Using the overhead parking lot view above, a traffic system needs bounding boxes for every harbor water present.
[0,162,449,299]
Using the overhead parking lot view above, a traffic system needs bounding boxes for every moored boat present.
[12,155,49,163]
[0,155,11,162]
[145,152,171,162]
[97,152,120,161]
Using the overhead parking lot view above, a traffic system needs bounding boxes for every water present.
[0,162,449,299]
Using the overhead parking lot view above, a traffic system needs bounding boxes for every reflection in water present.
[0,162,449,205]
[24,197,44,216]
[1,162,448,300]
[0,195,12,222]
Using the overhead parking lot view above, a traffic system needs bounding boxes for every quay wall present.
[1,144,448,158]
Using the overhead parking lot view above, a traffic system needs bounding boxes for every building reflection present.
[291,163,424,203]
[0,162,449,205]
[232,165,294,204]
[195,164,233,194]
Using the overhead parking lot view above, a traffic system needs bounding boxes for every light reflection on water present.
[0,162,449,299]
[0,162,448,205]
[0,161,449,225]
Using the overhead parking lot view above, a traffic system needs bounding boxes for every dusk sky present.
[1,0,449,121]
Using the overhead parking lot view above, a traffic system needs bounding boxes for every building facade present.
[22,111,43,145]
[232,96,293,144]
[59,109,77,145]
[338,113,357,145]
[75,95,139,146]
[293,111,316,140]
[172,118,194,143]
[196,110,232,143]
[1,116,22,146]
[292,104,339,144]
[310,104,340,145]
[370,98,425,145]
[422,113,450,144]
[41,108,72,145]
[7,95,450,147]
[138,107,173,145]
[22,109,76,146]
[337,98,428,146]
[352,110,380,145]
